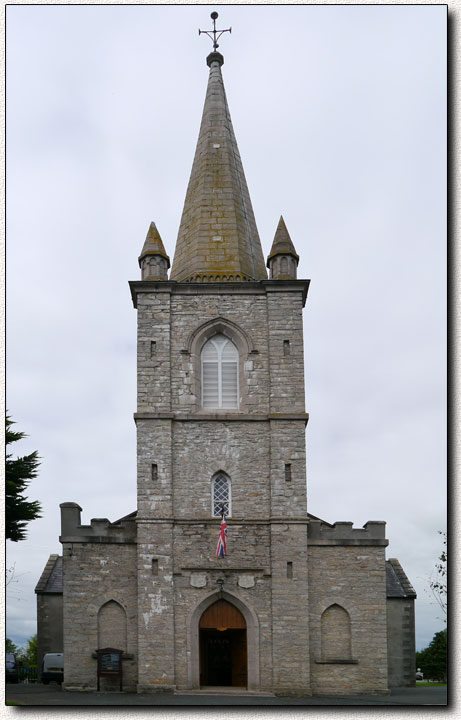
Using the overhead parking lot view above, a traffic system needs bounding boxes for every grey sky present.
[6,5,446,653]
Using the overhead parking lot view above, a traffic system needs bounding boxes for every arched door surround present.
[187,590,260,690]
[199,600,247,687]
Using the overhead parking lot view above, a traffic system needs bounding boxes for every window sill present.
[315,659,358,665]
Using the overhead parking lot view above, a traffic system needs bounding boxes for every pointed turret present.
[138,222,170,281]
[266,216,299,280]
[170,52,267,283]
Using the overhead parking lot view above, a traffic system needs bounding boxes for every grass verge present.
[416,682,447,687]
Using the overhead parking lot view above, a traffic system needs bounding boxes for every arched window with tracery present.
[201,334,238,409]
[212,472,231,517]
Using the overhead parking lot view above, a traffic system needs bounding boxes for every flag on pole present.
[216,510,227,558]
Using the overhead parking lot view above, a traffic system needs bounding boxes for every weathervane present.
[199,11,231,51]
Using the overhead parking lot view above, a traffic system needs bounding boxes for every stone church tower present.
[51,27,416,696]
[131,46,311,695]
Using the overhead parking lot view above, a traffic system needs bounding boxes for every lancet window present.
[201,334,238,409]
[212,473,231,517]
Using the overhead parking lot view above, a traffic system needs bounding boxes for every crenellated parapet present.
[59,502,137,544]
[308,519,388,546]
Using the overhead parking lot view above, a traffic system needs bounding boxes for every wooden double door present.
[199,600,247,687]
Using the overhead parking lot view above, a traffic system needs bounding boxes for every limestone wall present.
[270,522,310,695]
[137,291,171,413]
[267,289,306,414]
[137,419,173,519]
[133,282,311,693]
[170,292,270,414]
[308,543,389,695]
[136,521,175,692]
[172,420,271,520]
[387,598,416,686]
[36,593,63,680]
[172,575,272,691]
[62,542,138,691]
[270,420,307,517]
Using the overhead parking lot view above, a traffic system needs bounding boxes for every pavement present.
[5,682,448,706]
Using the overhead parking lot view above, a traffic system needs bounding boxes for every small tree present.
[416,629,447,681]
[429,531,447,618]
[6,638,20,654]
[22,634,38,667]
[6,416,42,541]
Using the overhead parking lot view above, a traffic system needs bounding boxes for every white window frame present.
[211,473,232,518]
[201,335,239,409]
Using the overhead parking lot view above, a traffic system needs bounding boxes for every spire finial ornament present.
[199,11,231,51]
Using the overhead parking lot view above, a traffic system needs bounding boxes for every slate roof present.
[170,51,267,283]
[307,512,333,527]
[35,554,63,594]
[386,558,417,599]
[138,222,170,267]
[267,216,299,265]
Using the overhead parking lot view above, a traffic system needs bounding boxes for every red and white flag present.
[216,512,227,558]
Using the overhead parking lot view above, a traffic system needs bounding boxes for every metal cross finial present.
[199,11,231,51]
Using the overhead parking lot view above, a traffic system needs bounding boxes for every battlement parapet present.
[308,519,388,547]
[59,502,137,544]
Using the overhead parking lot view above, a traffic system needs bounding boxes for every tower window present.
[152,559,159,576]
[201,334,238,409]
[150,341,157,357]
[212,473,231,517]
[151,463,158,481]
[283,340,290,356]
[285,463,292,482]
[287,562,293,579]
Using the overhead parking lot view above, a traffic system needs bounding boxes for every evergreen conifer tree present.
[6,416,42,541]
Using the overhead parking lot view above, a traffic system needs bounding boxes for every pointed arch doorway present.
[199,599,247,687]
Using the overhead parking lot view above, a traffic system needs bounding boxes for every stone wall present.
[133,282,311,693]
[36,593,63,680]
[60,507,138,691]
[170,291,270,414]
[137,291,171,413]
[387,598,416,686]
[308,535,389,695]
[137,521,175,692]
[172,574,272,691]
[270,522,310,695]
[270,420,307,517]
[172,420,271,520]
[267,289,306,414]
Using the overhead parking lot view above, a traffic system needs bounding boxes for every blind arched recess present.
[201,334,238,409]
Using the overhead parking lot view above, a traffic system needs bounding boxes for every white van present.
[41,653,63,684]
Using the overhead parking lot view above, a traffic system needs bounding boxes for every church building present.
[36,19,416,696]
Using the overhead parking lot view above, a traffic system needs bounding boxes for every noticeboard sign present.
[97,648,123,691]
[100,653,120,673]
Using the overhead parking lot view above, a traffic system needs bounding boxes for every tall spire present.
[170,26,267,283]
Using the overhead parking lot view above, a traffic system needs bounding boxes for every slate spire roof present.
[170,52,267,283]
[267,216,299,266]
[138,222,170,267]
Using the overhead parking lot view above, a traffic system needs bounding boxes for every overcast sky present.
[6,4,446,655]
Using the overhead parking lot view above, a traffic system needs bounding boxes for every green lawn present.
[416,681,447,687]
